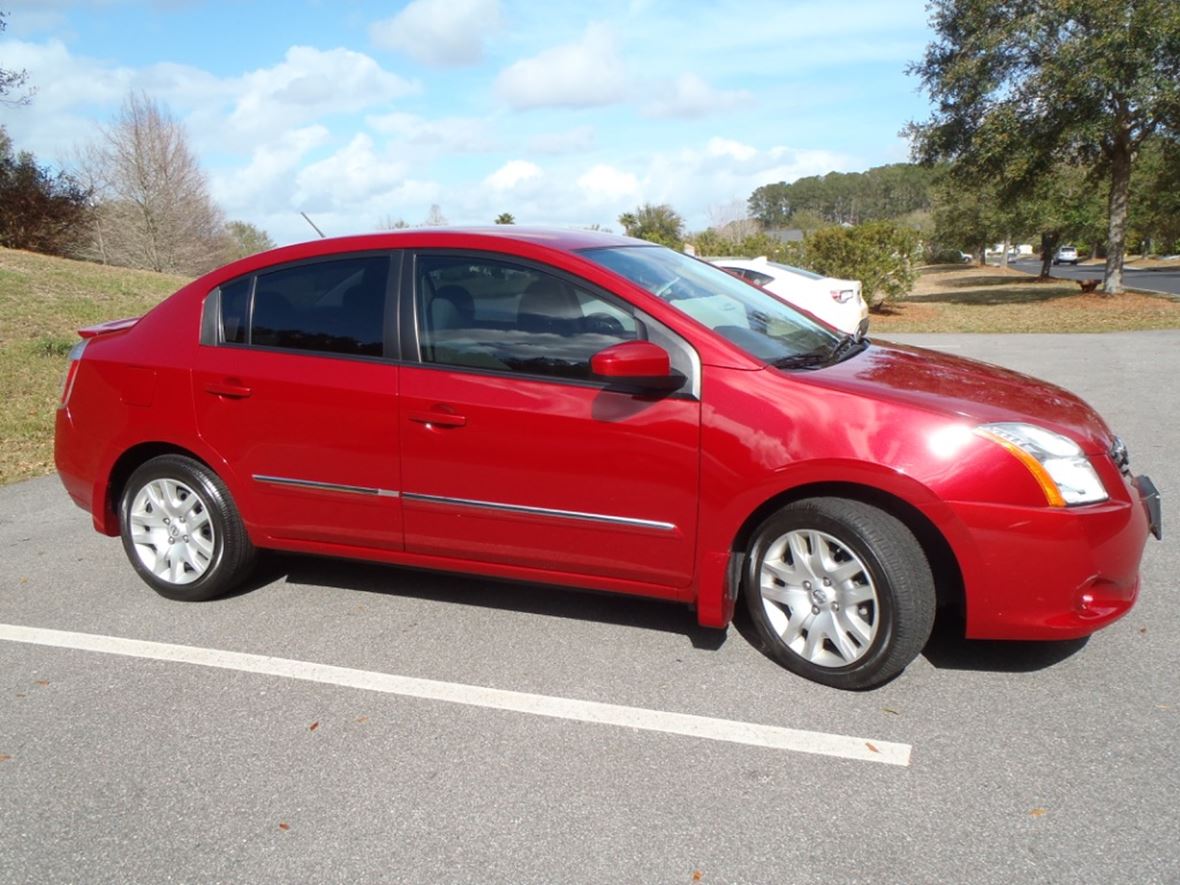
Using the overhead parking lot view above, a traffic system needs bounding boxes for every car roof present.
[285,226,643,256]
[196,226,652,289]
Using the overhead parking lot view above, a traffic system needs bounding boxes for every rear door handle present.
[205,381,253,399]
[409,410,467,428]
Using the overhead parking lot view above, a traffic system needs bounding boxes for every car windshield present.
[582,245,839,365]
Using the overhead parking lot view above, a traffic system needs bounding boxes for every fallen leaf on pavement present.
[355,716,369,724]
[33,680,49,686]
[692,871,702,882]
[881,708,899,715]
[0,755,11,763]
[278,822,290,831]
[1029,807,1048,817]
[865,742,880,753]
[309,721,319,732]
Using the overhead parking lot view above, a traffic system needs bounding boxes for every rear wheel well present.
[105,443,214,533]
[733,482,965,634]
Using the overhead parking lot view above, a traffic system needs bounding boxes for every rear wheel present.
[743,498,935,689]
[119,455,255,601]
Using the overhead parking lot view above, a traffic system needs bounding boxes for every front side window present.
[415,254,640,380]
[583,245,839,365]
[250,256,389,357]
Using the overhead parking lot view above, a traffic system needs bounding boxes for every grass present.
[1,248,1179,486]
[871,263,1180,334]
[0,247,189,484]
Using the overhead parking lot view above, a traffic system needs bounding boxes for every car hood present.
[795,340,1115,453]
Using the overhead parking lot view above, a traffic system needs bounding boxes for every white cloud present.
[705,137,759,162]
[526,125,596,155]
[294,134,409,211]
[484,160,542,191]
[212,125,331,215]
[226,47,418,140]
[495,23,625,110]
[369,0,501,67]
[366,112,498,153]
[577,164,640,205]
[643,73,751,119]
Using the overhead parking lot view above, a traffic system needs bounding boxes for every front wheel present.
[119,455,255,601]
[742,498,935,690]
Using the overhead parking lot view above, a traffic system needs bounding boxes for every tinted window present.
[219,278,251,345]
[251,256,389,356]
[416,255,639,380]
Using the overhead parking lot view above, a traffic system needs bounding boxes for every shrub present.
[804,221,920,310]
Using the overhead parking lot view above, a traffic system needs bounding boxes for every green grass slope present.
[0,247,189,483]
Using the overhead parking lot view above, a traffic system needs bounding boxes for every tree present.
[1129,136,1180,254]
[618,203,685,248]
[908,0,1180,294]
[376,215,410,230]
[0,13,32,106]
[494,212,515,224]
[422,204,448,226]
[748,164,937,228]
[223,220,275,260]
[79,92,226,275]
[804,221,921,311]
[0,128,92,255]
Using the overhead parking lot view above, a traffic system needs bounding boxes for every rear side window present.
[219,278,251,345]
[251,256,389,356]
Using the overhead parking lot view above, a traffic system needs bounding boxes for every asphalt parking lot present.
[1,331,1176,884]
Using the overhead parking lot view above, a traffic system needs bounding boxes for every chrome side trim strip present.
[253,474,399,498]
[402,492,676,532]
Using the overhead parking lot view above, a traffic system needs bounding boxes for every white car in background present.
[709,256,869,335]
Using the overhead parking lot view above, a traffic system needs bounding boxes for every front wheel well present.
[104,443,215,534]
[733,482,966,633]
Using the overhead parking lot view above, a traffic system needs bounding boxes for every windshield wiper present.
[772,346,832,369]
[773,333,868,370]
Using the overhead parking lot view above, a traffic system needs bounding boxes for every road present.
[1005,258,1180,296]
[1,332,1177,884]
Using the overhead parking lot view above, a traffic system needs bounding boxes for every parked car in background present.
[709,256,868,336]
[55,227,1160,689]
[1054,244,1080,265]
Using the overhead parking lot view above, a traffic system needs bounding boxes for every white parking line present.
[0,623,911,767]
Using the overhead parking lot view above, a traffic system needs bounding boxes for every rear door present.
[397,250,701,589]
[191,252,404,551]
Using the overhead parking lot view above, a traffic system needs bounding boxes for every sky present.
[0,0,936,246]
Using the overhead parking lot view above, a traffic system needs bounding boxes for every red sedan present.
[54,228,1161,688]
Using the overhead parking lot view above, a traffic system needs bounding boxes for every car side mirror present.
[591,341,685,392]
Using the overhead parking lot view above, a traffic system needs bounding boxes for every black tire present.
[742,498,935,690]
[119,454,255,601]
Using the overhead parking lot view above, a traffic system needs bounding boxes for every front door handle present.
[205,380,253,399]
[409,409,467,428]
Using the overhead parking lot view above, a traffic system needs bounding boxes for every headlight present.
[976,422,1108,506]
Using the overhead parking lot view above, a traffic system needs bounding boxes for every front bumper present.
[950,476,1156,640]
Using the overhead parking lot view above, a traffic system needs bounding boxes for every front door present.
[398,251,700,588]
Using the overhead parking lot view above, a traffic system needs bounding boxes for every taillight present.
[831,289,853,303]
[59,339,87,407]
